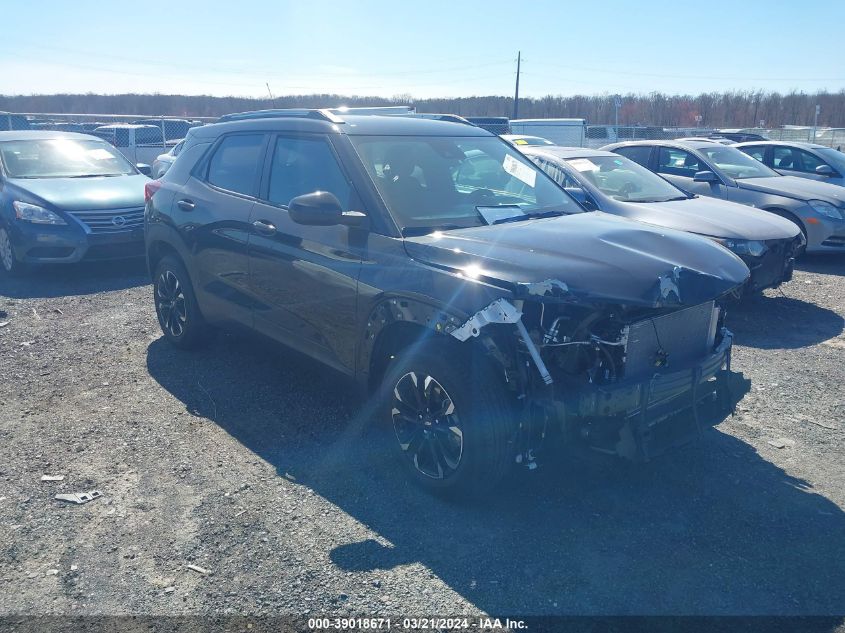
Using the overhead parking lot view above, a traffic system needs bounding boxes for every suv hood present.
[7,174,149,211]
[737,175,845,205]
[404,212,750,308]
[615,196,800,241]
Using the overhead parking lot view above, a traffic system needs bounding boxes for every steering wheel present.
[617,181,639,198]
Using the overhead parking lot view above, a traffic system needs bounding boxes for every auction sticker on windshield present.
[503,154,536,187]
[568,158,599,172]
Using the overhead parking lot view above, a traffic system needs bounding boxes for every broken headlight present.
[711,237,767,258]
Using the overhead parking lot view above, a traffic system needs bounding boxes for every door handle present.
[252,219,276,236]
[176,199,195,211]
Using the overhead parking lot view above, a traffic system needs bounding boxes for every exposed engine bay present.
[449,290,740,467]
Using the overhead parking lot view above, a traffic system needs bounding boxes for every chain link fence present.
[1,112,215,166]
[4,110,845,155]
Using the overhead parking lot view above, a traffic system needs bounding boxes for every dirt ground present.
[1,254,844,625]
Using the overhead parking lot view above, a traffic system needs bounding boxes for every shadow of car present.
[145,332,845,619]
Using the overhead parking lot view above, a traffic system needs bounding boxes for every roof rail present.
[397,113,475,126]
[217,108,345,124]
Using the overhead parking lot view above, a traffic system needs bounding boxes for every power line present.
[531,60,845,83]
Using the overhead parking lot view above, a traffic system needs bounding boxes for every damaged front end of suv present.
[398,214,751,468]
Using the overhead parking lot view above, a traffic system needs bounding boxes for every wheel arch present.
[360,295,511,395]
[760,206,807,238]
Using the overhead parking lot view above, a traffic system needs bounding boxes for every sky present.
[2,0,844,99]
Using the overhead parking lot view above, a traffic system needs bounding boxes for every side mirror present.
[693,170,719,183]
[815,164,835,176]
[288,191,367,228]
[136,163,152,176]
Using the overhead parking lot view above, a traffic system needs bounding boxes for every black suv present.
[144,110,749,495]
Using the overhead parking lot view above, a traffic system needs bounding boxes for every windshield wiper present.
[65,174,119,178]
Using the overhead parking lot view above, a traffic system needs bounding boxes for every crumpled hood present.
[8,174,148,211]
[615,196,800,240]
[737,175,845,206]
[404,212,750,308]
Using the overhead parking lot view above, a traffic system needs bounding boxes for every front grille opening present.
[69,207,144,233]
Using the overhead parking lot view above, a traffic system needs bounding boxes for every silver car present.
[601,140,845,252]
[521,146,802,293]
[735,141,845,188]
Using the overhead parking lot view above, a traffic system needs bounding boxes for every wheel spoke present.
[391,372,464,480]
[432,432,460,471]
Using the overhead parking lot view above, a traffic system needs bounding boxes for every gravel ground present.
[0,255,844,623]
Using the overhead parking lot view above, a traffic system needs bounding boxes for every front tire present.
[0,226,26,276]
[153,255,213,349]
[380,338,517,496]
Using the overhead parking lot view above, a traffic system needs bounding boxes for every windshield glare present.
[0,139,136,178]
[699,145,778,179]
[564,154,685,202]
[350,135,577,232]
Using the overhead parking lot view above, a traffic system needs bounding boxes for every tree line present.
[1,89,844,128]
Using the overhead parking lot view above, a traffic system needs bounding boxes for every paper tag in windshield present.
[568,158,599,173]
[503,154,536,187]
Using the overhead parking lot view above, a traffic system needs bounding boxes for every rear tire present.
[379,337,517,497]
[153,255,213,349]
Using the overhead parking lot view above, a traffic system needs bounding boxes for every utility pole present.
[813,104,820,140]
[266,83,277,108]
[614,95,621,129]
[513,51,521,120]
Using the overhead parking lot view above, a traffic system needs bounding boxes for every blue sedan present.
[0,131,150,275]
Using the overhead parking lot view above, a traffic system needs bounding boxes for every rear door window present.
[206,134,265,196]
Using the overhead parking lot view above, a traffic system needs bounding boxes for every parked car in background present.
[134,118,192,141]
[145,110,748,495]
[501,134,554,147]
[509,118,586,146]
[675,136,736,145]
[602,140,845,252]
[520,146,802,293]
[463,116,510,135]
[0,131,150,274]
[152,139,185,178]
[90,124,166,166]
[715,129,768,143]
[736,141,845,188]
[0,112,31,131]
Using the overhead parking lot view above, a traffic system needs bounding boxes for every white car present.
[500,134,554,146]
[152,139,185,178]
[91,124,166,167]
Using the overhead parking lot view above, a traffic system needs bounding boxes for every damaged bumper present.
[567,330,737,461]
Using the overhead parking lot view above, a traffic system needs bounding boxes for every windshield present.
[699,145,778,179]
[816,148,845,174]
[0,138,136,178]
[350,135,578,232]
[564,154,687,202]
